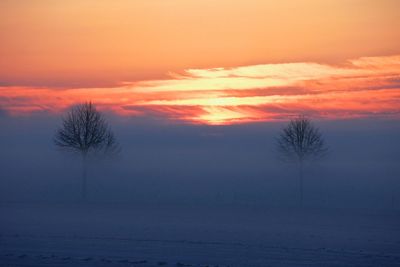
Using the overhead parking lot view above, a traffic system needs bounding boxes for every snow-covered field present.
[1,203,399,267]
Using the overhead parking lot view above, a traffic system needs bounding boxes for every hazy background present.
[1,113,399,210]
[1,1,399,265]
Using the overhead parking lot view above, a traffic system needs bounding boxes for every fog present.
[0,113,399,210]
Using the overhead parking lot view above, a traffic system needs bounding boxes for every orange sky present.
[1,55,399,124]
[0,0,399,124]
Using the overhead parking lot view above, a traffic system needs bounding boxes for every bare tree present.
[54,102,120,202]
[276,116,327,207]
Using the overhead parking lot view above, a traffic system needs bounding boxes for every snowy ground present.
[1,203,399,267]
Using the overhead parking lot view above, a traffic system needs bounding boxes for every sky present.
[1,0,400,124]
[0,1,400,207]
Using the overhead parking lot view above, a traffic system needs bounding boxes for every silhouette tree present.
[54,102,120,202]
[276,116,327,207]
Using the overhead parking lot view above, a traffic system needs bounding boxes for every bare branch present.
[54,102,120,157]
[276,116,328,163]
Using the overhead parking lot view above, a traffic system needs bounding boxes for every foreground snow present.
[1,203,399,267]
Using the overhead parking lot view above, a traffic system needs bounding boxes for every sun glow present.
[1,55,399,124]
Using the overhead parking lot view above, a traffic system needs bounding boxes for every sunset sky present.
[1,0,399,124]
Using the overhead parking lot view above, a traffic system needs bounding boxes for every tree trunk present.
[299,161,304,208]
[81,153,88,202]
[391,187,395,210]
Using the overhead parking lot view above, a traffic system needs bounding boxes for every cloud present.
[0,55,399,124]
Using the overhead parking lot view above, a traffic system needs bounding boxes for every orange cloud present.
[0,55,399,124]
